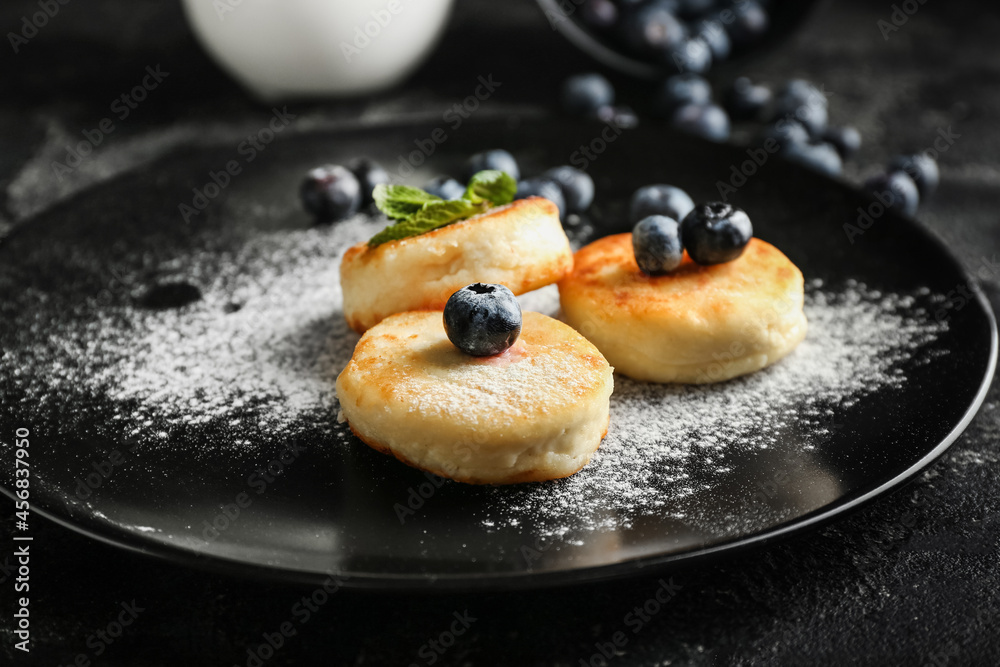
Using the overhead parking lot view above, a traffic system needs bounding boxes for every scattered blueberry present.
[822,126,862,160]
[348,158,390,205]
[723,0,769,48]
[653,73,712,118]
[594,104,640,129]
[887,153,939,198]
[561,73,615,116]
[865,171,920,217]
[771,95,827,137]
[423,176,465,200]
[681,202,754,265]
[757,119,811,150]
[772,79,828,136]
[723,77,772,122]
[664,37,713,75]
[543,166,595,214]
[620,3,687,56]
[632,215,684,275]
[777,79,828,110]
[671,103,730,142]
[629,184,695,224]
[300,164,361,222]
[581,0,619,30]
[692,18,731,61]
[781,139,843,176]
[443,283,522,357]
[464,149,520,182]
[516,178,567,219]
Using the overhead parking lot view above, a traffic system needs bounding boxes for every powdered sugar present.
[2,218,950,538]
[488,279,948,535]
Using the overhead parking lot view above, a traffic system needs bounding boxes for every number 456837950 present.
[14,428,30,501]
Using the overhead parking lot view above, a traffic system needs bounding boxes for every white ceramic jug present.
[181,0,455,100]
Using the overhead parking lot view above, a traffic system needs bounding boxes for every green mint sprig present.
[367,170,517,247]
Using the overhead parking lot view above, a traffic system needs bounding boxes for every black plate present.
[0,116,995,590]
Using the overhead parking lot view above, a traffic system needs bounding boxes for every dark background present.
[2,0,999,665]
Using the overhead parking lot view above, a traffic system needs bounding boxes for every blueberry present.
[663,37,713,75]
[348,158,390,205]
[653,73,712,118]
[723,76,772,122]
[423,176,465,200]
[443,283,522,357]
[300,165,361,222]
[594,104,640,129]
[887,153,939,198]
[516,178,566,219]
[693,18,731,61]
[777,79,828,109]
[619,3,687,56]
[771,95,827,137]
[781,140,843,176]
[464,149,520,182]
[561,73,615,116]
[632,215,684,275]
[681,202,753,265]
[865,171,920,217]
[771,80,828,135]
[629,184,695,224]
[581,0,619,30]
[822,126,862,160]
[543,166,595,213]
[671,103,730,142]
[723,0,769,48]
[756,119,811,150]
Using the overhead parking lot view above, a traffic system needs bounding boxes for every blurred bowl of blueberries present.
[536,0,822,79]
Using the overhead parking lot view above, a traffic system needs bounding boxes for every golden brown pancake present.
[558,234,807,383]
[340,197,572,333]
[335,310,614,484]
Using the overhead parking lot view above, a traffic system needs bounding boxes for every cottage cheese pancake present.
[335,310,613,484]
[340,197,572,333]
[558,235,807,383]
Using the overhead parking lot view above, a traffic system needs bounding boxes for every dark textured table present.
[2,0,999,665]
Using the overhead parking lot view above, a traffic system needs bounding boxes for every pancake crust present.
[335,310,614,484]
[340,197,573,333]
[558,234,807,383]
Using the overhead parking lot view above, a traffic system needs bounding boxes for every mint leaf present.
[373,184,442,220]
[367,171,515,247]
[368,199,485,247]
[409,198,482,225]
[463,170,517,206]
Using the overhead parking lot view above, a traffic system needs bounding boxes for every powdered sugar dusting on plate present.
[2,219,949,536]
[489,280,949,535]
